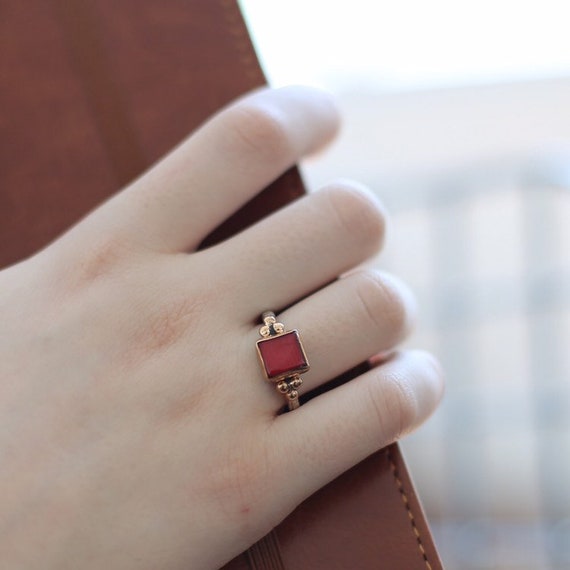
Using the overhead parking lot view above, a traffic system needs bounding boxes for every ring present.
[256,311,310,410]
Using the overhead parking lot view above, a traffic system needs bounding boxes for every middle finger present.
[211,181,387,320]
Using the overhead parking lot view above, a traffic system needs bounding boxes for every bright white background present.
[240,0,570,92]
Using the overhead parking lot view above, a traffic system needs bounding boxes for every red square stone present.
[256,330,309,380]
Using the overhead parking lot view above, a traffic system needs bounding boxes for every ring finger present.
[281,269,416,394]
[247,268,416,409]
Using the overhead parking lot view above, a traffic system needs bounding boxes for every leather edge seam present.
[219,0,265,83]
[387,447,434,570]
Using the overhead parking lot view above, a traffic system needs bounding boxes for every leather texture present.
[0,1,443,568]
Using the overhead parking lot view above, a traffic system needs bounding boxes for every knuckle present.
[355,271,411,339]
[69,235,134,290]
[226,103,292,161]
[124,286,210,362]
[368,371,418,442]
[143,296,205,352]
[322,184,385,250]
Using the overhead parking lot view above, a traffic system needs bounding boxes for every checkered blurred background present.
[302,85,570,569]
[241,2,570,565]
[383,171,570,570]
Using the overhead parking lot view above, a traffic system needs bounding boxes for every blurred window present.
[241,2,570,568]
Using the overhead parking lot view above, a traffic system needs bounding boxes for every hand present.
[0,86,444,569]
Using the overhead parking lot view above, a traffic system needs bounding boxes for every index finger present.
[81,85,340,253]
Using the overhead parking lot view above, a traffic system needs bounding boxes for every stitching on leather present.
[387,447,433,570]
[246,529,285,570]
[219,0,261,82]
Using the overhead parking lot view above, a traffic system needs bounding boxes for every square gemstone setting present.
[256,330,309,380]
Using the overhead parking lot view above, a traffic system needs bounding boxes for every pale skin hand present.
[0,86,444,570]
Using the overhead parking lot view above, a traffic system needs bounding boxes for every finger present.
[271,350,444,504]
[90,85,340,252]
[276,270,416,395]
[213,181,387,318]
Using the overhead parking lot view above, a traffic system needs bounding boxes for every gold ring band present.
[256,311,310,411]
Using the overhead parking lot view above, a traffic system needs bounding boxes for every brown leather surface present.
[0,1,443,568]
[276,445,438,569]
